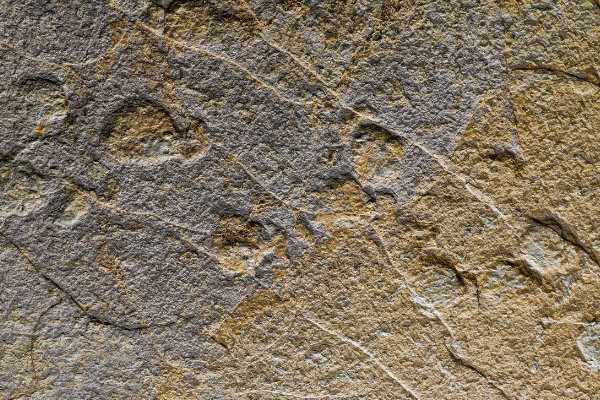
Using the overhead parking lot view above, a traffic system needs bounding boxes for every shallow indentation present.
[106,102,207,161]
[352,124,405,186]
[410,260,463,306]
[0,160,42,215]
[54,191,88,225]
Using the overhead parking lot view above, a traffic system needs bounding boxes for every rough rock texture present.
[1,0,600,399]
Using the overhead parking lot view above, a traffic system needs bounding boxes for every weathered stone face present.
[1,0,599,398]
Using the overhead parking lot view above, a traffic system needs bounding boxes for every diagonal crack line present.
[300,311,422,400]
[239,0,511,227]
[213,146,314,215]
[230,12,514,227]
[214,144,378,220]
[0,229,177,332]
[239,0,341,88]
[239,0,387,110]
[444,342,512,400]
[0,230,85,313]
[106,0,513,232]
[365,223,514,398]
[104,0,310,107]
[463,180,513,229]
[365,223,457,340]
[239,3,518,228]
[509,65,600,88]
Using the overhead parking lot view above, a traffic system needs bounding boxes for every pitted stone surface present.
[1,0,600,399]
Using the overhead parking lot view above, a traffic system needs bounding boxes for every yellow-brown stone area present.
[1,0,599,399]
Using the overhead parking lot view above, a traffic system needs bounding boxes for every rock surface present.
[1,0,600,398]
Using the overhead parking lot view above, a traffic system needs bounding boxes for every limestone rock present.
[1,0,599,398]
